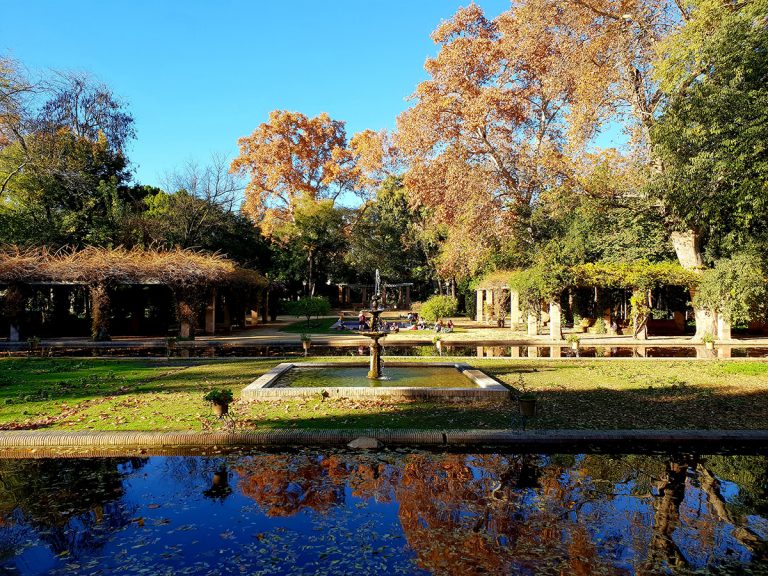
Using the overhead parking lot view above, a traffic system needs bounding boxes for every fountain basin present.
[241,362,509,402]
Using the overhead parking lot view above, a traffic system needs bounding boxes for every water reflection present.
[1,451,767,574]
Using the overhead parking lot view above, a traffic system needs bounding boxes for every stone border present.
[240,361,510,401]
[1,429,767,454]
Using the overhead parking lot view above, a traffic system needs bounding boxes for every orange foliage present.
[397,4,575,276]
[231,110,359,236]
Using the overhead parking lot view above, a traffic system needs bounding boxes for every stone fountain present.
[358,270,387,379]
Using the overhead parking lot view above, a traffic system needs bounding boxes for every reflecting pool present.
[1,450,767,575]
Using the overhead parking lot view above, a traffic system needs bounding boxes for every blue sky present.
[2,1,625,190]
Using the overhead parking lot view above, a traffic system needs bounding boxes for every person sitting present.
[445,320,454,333]
[358,312,366,330]
[435,319,445,333]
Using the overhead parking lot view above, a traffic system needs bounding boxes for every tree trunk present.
[671,229,713,339]
[90,283,112,341]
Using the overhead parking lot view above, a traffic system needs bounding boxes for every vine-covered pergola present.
[476,261,706,340]
[0,247,267,341]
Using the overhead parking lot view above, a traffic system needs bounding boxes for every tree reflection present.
[234,451,768,574]
[0,458,143,558]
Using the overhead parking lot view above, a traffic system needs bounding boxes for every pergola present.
[476,262,706,341]
[0,247,267,341]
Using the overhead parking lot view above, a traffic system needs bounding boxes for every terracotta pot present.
[519,398,536,417]
[212,402,229,418]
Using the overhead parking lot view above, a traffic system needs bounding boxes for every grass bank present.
[1,357,767,432]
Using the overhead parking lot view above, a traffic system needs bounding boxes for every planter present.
[519,397,536,417]
[212,401,229,418]
[302,340,311,356]
[705,341,714,350]
[570,343,579,351]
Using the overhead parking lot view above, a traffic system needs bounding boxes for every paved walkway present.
[1,429,767,455]
[2,315,768,348]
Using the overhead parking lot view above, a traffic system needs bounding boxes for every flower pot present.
[302,340,311,356]
[705,341,714,350]
[571,342,579,351]
[519,398,536,417]
[212,401,229,418]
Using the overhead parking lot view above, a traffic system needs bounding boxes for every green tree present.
[651,0,768,258]
[346,177,429,282]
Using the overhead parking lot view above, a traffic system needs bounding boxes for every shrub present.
[203,388,233,404]
[420,295,458,322]
[286,296,331,327]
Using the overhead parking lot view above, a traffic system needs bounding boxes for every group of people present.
[333,311,454,333]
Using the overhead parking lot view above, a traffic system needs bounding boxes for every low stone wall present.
[240,361,510,402]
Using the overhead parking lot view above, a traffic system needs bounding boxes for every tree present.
[397,4,575,277]
[141,154,243,248]
[694,253,768,326]
[231,110,358,235]
[346,177,428,282]
[651,0,768,259]
[0,70,135,247]
[285,296,331,328]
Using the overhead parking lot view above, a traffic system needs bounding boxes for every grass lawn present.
[0,357,767,432]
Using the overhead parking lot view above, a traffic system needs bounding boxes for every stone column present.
[476,290,484,322]
[487,289,495,323]
[527,345,539,358]
[549,300,563,341]
[550,345,561,358]
[204,290,216,336]
[368,336,383,379]
[405,285,411,309]
[717,346,732,359]
[717,315,732,341]
[527,312,538,336]
[510,346,520,358]
[510,290,522,329]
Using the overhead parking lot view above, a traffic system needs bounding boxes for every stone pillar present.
[550,345,561,358]
[510,346,520,358]
[368,336,382,379]
[487,289,495,323]
[476,346,484,358]
[338,285,344,306]
[527,312,537,336]
[717,315,732,341]
[9,324,19,342]
[361,286,368,306]
[527,345,539,358]
[549,300,563,341]
[717,346,732,359]
[405,285,411,309]
[635,346,647,358]
[205,291,216,336]
[476,290,484,323]
[510,290,522,329]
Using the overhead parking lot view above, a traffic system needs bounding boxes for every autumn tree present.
[231,110,358,235]
[397,4,575,277]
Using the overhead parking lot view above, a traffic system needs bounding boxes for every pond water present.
[1,450,767,575]
[274,366,476,388]
[14,344,768,359]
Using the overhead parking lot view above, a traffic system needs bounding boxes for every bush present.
[286,296,331,327]
[420,295,458,322]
